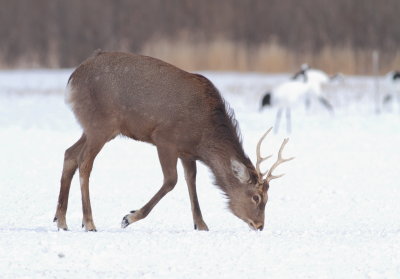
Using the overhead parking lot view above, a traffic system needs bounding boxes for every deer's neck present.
[204,151,232,193]
[200,143,255,195]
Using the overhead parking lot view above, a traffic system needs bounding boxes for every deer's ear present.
[231,159,250,184]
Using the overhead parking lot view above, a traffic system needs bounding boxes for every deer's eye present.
[252,194,261,205]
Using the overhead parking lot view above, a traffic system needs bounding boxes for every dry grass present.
[1,37,398,74]
[141,37,400,75]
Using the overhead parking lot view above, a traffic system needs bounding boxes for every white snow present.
[0,69,399,278]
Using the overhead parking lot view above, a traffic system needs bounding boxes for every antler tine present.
[255,127,273,180]
[266,138,295,183]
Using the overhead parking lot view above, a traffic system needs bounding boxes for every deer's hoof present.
[121,215,131,229]
[121,210,141,228]
[83,226,97,232]
[194,223,209,231]
[54,216,69,231]
[82,220,97,232]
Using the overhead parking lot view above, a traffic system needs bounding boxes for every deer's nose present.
[249,221,264,231]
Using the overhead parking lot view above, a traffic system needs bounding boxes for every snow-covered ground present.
[0,70,399,278]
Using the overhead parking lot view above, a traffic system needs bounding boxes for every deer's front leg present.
[181,159,209,231]
[121,145,178,228]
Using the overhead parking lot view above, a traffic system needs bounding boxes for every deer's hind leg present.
[54,134,86,230]
[77,135,109,231]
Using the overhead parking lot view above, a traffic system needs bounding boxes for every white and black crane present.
[292,64,340,111]
[382,71,400,110]
[260,66,335,133]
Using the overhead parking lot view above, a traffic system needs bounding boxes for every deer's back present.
[67,52,222,153]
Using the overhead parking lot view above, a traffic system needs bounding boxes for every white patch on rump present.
[64,79,74,106]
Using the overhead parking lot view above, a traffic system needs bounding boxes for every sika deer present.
[54,51,293,231]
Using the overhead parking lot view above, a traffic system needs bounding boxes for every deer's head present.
[228,127,293,231]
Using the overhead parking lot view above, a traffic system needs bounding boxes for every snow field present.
[0,70,399,278]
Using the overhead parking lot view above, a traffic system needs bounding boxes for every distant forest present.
[1,0,399,73]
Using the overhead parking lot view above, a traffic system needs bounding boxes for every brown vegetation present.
[142,37,400,74]
[1,0,399,74]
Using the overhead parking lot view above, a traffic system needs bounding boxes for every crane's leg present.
[318,96,334,114]
[286,108,291,134]
[274,108,283,134]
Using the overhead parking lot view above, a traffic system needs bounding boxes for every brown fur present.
[54,51,268,231]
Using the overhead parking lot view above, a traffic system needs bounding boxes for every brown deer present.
[54,51,293,232]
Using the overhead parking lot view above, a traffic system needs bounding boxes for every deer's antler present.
[255,128,273,183]
[255,128,294,184]
[265,138,294,183]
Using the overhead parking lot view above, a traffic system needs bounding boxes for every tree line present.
[1,0,399,73]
